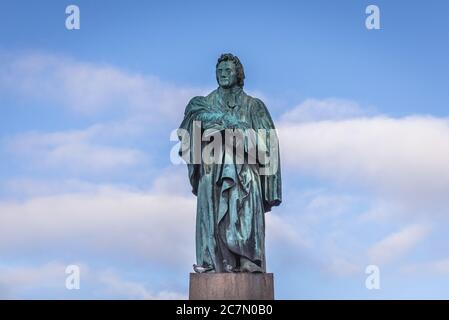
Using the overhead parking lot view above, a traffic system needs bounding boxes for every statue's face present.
[216,60,238,88]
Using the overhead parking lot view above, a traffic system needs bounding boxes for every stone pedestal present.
[189,273,274,300]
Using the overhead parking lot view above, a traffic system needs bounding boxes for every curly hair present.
[216,53,245,87]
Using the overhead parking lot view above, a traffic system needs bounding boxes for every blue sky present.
[1,0,449,299]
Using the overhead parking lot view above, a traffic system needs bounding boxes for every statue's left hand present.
[223,113,239,128]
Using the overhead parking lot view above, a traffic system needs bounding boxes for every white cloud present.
[280,98,370,123]
[0,185,197,266]
[0,262,67,297]
[275,99,449,276]
[430,259,449,275]
[368,224,431,265]
[0,262,186,299]
[0,181,308,268]
[0,52,209,176]
[0,167,316,286]
[324,256,361,276]
[1,178,108,198]
[6,125,146,174]
[266,213,311,250]
[0,52,206,120]
[279,115,449,212]
[150,167,195,196]
[98,270,186,300]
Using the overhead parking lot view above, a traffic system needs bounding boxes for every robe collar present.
[217,86,243,110]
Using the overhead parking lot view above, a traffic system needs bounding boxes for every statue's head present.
[216,53,245,89]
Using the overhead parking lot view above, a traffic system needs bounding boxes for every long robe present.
[179,87,282,272]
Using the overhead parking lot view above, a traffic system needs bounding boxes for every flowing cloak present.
[178,88,282,272]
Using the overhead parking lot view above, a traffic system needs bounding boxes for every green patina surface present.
[179,54,282,273]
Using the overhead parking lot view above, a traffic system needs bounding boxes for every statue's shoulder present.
[185,94,209,112]
[244,92,268,115]
[187,89,218,105]
[205,89,219,103]
[187,95,206,106]
[184,90,218,116]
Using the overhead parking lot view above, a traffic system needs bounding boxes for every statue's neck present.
[218,86,243,109]
[218,86,242,96]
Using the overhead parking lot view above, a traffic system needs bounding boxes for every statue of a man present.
[179,53,282,273]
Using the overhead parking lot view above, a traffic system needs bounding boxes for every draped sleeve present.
[249,98,282,212]
[178,94,225,195]
[178,96,208,196]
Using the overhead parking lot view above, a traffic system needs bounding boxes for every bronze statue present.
[179,53,282,273]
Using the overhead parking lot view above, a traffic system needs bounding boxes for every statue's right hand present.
[223,113,239,128]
